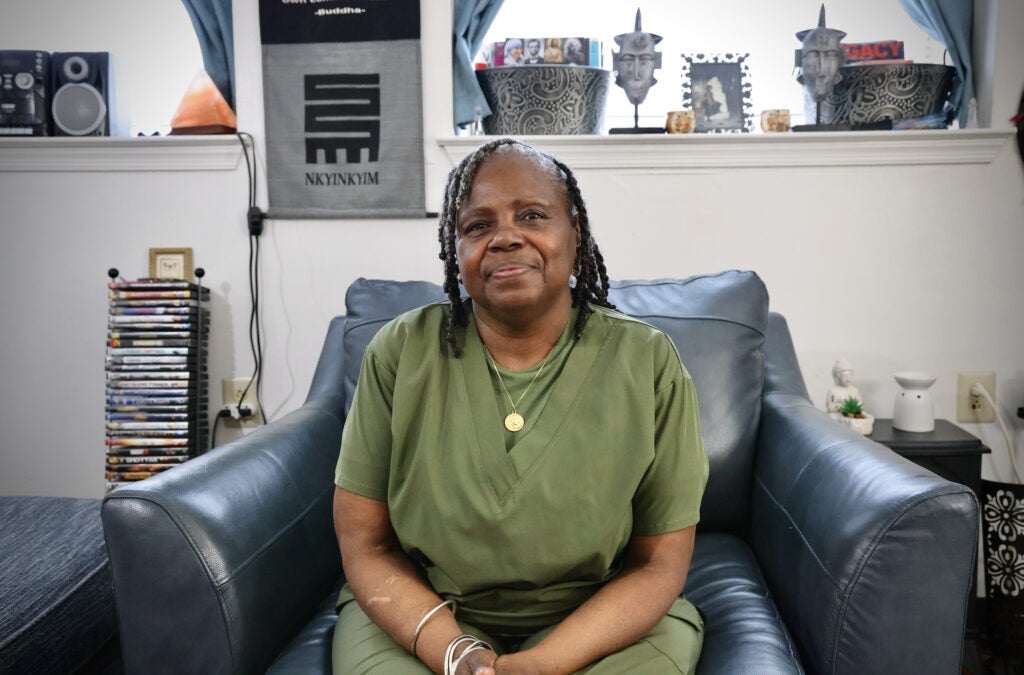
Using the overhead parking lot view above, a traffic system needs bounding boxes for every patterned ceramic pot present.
[818,63,956,125]
[476,65,611,135]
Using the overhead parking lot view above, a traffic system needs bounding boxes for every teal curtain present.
[452,0,505,129]
[181,0,235,110]
[899,0,973,126]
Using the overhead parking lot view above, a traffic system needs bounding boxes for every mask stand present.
[609,103,665,134]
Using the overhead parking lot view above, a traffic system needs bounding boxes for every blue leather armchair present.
[102,271,978,673]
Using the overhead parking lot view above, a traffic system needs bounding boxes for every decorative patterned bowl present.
[820,63,956,125]
[476,65,611,135]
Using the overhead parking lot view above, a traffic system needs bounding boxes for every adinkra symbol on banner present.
[304,73,381,164]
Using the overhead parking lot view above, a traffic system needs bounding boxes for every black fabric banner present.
[260,0,425,218]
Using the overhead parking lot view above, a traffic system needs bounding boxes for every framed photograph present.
[148,247,193,280]
[681,53,753,133]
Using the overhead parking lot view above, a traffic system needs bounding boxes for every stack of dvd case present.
[105,278,209,491]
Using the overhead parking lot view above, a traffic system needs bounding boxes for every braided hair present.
[437,138,615,357]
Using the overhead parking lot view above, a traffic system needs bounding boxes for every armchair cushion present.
[685,534,801,673]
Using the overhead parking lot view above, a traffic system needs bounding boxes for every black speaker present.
[50,52,109,136]
[0,50,50,136]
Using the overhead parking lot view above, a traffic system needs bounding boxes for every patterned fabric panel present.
[0,496,117,674]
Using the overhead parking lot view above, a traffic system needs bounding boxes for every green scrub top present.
[336,302,708,637]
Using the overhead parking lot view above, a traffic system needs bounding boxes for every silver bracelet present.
[451,639,492,674]
[410,599,456,658]
[444,635,491,675]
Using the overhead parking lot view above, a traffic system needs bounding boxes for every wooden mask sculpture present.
[796,5,846,122]
[612,9,662,107]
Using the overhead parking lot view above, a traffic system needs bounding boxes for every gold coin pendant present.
[504,413,525,432]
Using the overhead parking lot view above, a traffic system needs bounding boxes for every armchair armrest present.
[753,314,978,674]
[102,406,343,674]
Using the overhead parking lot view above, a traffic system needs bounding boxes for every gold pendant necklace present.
[483,346,550,432]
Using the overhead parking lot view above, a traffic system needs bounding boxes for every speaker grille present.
[61,55,90,82]
[52,83,106,135]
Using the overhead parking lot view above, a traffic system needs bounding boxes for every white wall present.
[1,1,1022,498]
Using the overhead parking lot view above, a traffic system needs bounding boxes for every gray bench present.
[0,496,120,674]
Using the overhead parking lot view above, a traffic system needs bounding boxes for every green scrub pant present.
[332,597,704,674]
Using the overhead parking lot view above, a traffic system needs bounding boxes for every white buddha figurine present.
[826,358,860,414]
[826,358,874,434]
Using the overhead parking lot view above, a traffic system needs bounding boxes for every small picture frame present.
[148,247,193,280]
[681,53,753,133]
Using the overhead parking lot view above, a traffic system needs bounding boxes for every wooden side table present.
[868,418,990,641]
[869,418,991,498]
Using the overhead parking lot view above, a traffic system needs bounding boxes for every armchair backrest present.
[341,279,447,410]
[337,271,769,533]
[607,273,769,532]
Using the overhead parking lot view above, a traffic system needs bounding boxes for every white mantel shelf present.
[0,129,1011,173]
[438,129,1012,171]
[0,135,244,172]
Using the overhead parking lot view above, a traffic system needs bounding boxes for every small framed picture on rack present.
[681,53,753,133]
[148,247,193,280]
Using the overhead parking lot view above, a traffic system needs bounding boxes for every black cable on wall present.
[237,131,267,425]
[211,132,266,450]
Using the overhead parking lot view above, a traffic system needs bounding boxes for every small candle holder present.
[892,371,937,432]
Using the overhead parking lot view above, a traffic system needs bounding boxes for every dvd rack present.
[105,274,209,492]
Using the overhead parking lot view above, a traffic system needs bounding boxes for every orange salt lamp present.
[169,69,237,135]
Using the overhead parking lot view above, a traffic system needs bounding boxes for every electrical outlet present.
[222,377,259,423]
[957,371,996,423]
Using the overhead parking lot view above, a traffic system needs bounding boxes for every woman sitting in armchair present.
[332,138,709,674]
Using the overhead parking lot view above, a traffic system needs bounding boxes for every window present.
[1,0,204,136]
[480,0,944,130]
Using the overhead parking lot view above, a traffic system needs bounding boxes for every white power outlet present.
[222,377,260,423]
[956,371,996,423]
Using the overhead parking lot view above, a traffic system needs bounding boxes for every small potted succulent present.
[840,397,865,418]
[837,396,874,435]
